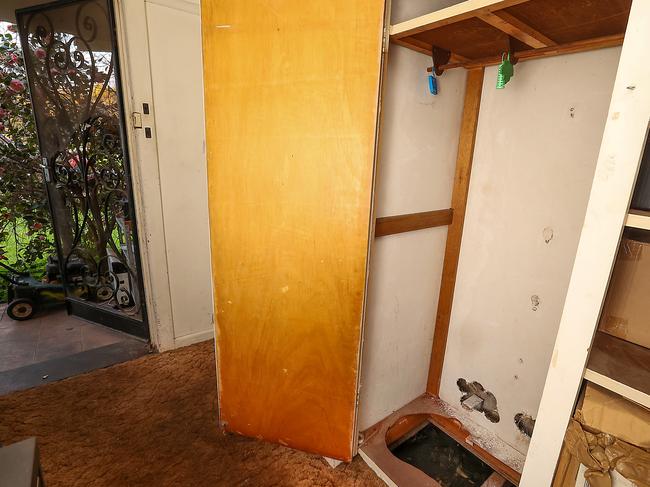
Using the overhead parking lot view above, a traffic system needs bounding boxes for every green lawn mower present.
[0,260,65,321]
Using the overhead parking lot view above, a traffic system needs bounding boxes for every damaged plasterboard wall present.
[357,3,466,429]
[438,47,622,454]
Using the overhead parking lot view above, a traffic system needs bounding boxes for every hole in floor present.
[390,423,502,487]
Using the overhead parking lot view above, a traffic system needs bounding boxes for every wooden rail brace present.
[375,209,453,237]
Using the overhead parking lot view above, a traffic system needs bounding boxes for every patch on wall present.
[457,379,499,423]
[514,413,536,437]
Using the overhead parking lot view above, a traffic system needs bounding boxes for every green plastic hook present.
[496,52,514,89]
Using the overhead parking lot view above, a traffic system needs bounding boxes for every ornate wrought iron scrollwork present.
[19,0,141,318]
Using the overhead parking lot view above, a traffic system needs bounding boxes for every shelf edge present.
[389,0,531,38]
[625,212,650,230]
[584,368,650,409]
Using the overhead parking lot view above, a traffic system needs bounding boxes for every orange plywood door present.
[201,0,386,460]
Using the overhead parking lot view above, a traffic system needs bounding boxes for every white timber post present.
[520,0,650,484]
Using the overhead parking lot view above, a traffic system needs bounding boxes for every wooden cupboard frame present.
[202,0,649,482]
[380,0,635,400]
[359,0,650,485]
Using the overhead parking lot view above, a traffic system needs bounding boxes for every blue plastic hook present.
[428,72,438,95]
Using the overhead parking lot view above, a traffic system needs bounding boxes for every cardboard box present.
[599,236,650,349]
[581,383,650,449]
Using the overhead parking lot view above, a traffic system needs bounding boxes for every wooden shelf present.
[584,332,650,409]
[625,209,650,230]
[390,0,630,71]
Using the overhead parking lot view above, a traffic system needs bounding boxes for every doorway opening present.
[0,0,149,394]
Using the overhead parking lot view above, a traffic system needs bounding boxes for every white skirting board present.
[173,329,214,349]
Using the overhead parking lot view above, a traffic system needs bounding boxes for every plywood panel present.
[505,0,631,45]
[412,17,528,61]
[201,0,385,461]
[392,0,631,66]
[439,47,622,455]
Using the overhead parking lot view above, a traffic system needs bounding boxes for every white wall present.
[358,41,466,429]
[115,0,213,350]
[144,0,213,347]
[439,47,622,454]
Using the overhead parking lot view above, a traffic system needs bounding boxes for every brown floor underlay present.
[0,340,385,487]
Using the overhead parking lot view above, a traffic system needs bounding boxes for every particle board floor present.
[0,340,384,487]
[360,395,524,486]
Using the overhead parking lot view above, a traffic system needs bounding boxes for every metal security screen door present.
[16,0,148,338]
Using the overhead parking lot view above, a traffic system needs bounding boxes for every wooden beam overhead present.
[431,34,624,71]
[391,37,470,63]
[450,52,472,64]
[477,10,556,48]
[375,209,453,238]
[390,0,533,39]
[427,68,484,396]
[391,36,433,56]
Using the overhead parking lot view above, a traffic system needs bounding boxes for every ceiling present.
[0,0,47,23]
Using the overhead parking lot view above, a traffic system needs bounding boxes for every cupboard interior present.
[358,0,632,484]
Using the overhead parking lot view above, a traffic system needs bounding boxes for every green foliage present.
[0,23,55,301]
[0,221,51,302]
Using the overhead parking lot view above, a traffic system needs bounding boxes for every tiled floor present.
[0,306,142,373]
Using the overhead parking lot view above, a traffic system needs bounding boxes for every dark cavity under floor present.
[391,423,494,487]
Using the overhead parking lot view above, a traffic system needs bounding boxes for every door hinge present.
[382,26,390,53]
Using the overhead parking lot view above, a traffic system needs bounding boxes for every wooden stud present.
[391,37,470,63]
[427,68,484,396]
[375,209,453,237]
[459,33,623,68]
[391,36,433,56]
[423,34,624,72]
[477,10,556,48]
